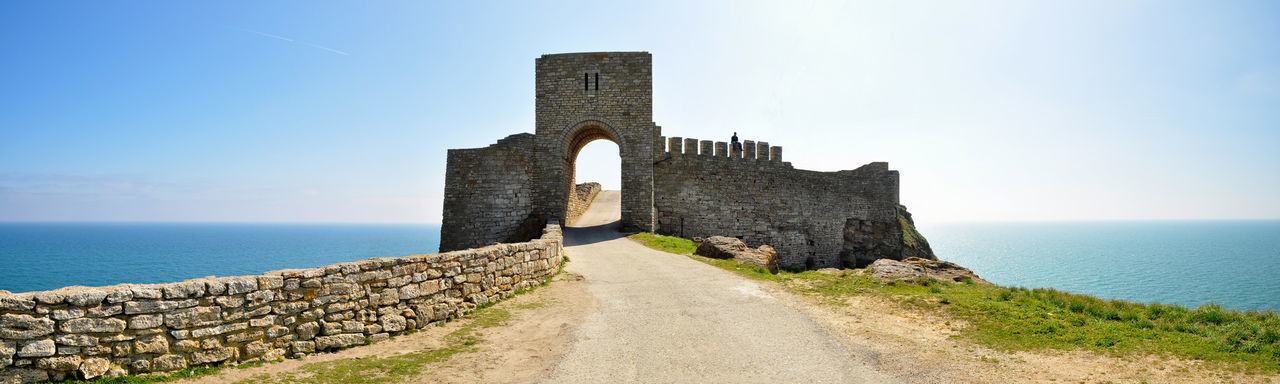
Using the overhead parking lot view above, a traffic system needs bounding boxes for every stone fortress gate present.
[441,52,933,270]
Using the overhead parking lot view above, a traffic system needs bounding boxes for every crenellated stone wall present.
[0,225,564,383]
[652,135,908,270]
[565,182,602,225]
[439,51,931,270]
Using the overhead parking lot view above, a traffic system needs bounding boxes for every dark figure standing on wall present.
[731,132,742,151]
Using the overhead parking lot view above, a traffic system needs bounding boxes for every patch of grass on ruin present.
[236,306,514,384]
[53,366,221,384]
[632,233,1280,374]
[627,232,697,255]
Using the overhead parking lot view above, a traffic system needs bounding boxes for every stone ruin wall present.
[440,134,537,251]
[0,225,564,383]
[565,182,602,225]
[652,135,901,271]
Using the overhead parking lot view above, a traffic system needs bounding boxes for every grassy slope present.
[627,232,1280,374]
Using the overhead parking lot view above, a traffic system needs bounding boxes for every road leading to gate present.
[544,191,895,383]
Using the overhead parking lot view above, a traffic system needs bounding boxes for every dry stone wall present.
[565,182,602,225]
[653,135,901,270]
[0,225,564,383]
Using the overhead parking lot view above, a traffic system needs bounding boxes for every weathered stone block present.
[32,291,65,305]
[189,322,247,339]
[341,320,364,333]
[215,295,245,308]
[60,318,126,333]
[164,306,221,329]
[79,357,111,379]
[124,299,195,314]
[249,315,276,328]
[1,340,14,367]
[246,290,275,306]
[291,341,315,354]
[35,355,80,371]
[379,315,406,333]
[128,314,163,329]
[162,281,206,299]
[266,325,290,338]
[66,289,108,307]
[53,334,98,347]
[0,296,36,312]
[86,304,123,318]
[132,334,169,354]
[243,340,270,357]
[0,368,48,384]
[50,307,84,321]
[314,334,364,350]
[172,340,200,353]
[151,354,187,372]
[16,339,55,357]
[190,347,236,365]
[130,286,163,300]
[258,275,284,290]
[225,277,258,295]
[296,322,320,340]
[204,279,227,296]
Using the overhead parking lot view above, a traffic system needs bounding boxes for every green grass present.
[48,366,222,384]
[238,305,513,384]
[627,232,697,255]
[630,231,1280,374]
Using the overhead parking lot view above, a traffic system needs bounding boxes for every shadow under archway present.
[564,220,624,247]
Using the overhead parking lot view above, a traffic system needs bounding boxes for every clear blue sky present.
[1,1,1277,224]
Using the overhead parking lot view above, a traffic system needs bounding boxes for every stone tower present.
[532,52,656,232]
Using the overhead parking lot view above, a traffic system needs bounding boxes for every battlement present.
[658,135,784,162]
[444,52,922,271]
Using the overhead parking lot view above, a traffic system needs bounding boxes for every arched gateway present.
[440,52,932,271]
[441,52,657,251]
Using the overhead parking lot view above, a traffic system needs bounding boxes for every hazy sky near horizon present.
[1,1,1277,224]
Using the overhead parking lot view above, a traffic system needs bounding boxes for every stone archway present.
[562,122,622,224]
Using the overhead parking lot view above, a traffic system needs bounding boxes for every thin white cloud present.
[300,42,349,56]
[230,27,349,56]
[234,27,294,42]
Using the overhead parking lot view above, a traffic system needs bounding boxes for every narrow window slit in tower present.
[594,73,599,91]
[584,73,589,91]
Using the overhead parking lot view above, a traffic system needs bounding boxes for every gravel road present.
[543,190,895,383]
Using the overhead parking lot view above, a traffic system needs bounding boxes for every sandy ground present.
[175,191,1278,383]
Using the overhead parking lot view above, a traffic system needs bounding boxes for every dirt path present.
[544,191,896,383]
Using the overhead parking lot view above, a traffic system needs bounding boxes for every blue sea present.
[0,223,439,293]
[0,221,1276,311]
[920,220,1280,311]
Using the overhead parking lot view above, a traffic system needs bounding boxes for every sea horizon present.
[2,220,1277,312]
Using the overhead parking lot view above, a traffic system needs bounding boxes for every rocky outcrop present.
[840,205,936,268]
[696,236,779,274]
[869,257,988,285]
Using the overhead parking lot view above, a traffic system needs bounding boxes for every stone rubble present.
[696,236,780,274]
